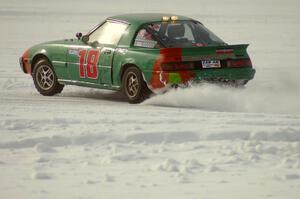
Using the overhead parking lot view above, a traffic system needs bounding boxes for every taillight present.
[227,59,252,68]
[161,62,195,71]
[216,49,234,54]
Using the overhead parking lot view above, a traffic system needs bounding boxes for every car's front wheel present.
[122,67,151,103]
[32,59,64,96]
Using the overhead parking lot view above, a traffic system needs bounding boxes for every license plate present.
[202,60,221,68]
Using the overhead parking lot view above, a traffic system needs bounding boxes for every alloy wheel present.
[36,65,54,90]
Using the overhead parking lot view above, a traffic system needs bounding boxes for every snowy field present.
[1,0,300,198]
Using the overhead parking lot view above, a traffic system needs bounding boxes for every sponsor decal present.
[116,48,128,55]
[68,48,79,56]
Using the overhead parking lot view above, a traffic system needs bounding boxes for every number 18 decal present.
[79,49,99,79]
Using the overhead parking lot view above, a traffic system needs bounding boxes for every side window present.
[134,28,158,48]
[89,21,128,45]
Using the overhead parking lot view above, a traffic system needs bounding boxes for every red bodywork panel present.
[150,48,195,89]
[21,49,31,74]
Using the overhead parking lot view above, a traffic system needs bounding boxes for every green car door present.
[66,20,129,86]
[98,44,116,85]
[66,44,97,84]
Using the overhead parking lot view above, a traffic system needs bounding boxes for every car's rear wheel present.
[32,59,64,96]
[122,67,151,104]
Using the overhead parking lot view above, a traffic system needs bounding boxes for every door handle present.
[103,49,112,55]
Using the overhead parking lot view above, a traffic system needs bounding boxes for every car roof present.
[108,13,193,25]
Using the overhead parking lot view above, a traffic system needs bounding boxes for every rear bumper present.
[192,68,256,82]
[146,67,256,91]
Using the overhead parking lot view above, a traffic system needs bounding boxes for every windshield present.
[135,20,226,48]
[88,21,128,45]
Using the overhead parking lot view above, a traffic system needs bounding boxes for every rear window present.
[134,20,225,48]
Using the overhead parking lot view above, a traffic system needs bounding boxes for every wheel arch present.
[120,63,148,87]
[120,63,152,103]
[31,53,51,72]
[120,63,138,80]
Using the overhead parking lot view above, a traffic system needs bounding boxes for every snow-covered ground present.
[1,0,300,198]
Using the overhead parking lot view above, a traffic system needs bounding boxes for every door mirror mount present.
[82,35,89,43]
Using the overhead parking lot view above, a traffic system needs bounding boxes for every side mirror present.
[82,35,89,43]
[76,32,82,40]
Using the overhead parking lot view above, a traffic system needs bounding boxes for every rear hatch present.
[160,44,252,71]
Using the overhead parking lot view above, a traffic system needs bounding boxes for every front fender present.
[25,42,69,80]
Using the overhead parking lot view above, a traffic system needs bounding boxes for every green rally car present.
[19,13,255,103]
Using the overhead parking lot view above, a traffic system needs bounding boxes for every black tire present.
[32,59,64,96]
[122,67,151,104]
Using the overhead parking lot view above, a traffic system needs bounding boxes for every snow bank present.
[1,127,299,151]
[31,172,53,180]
